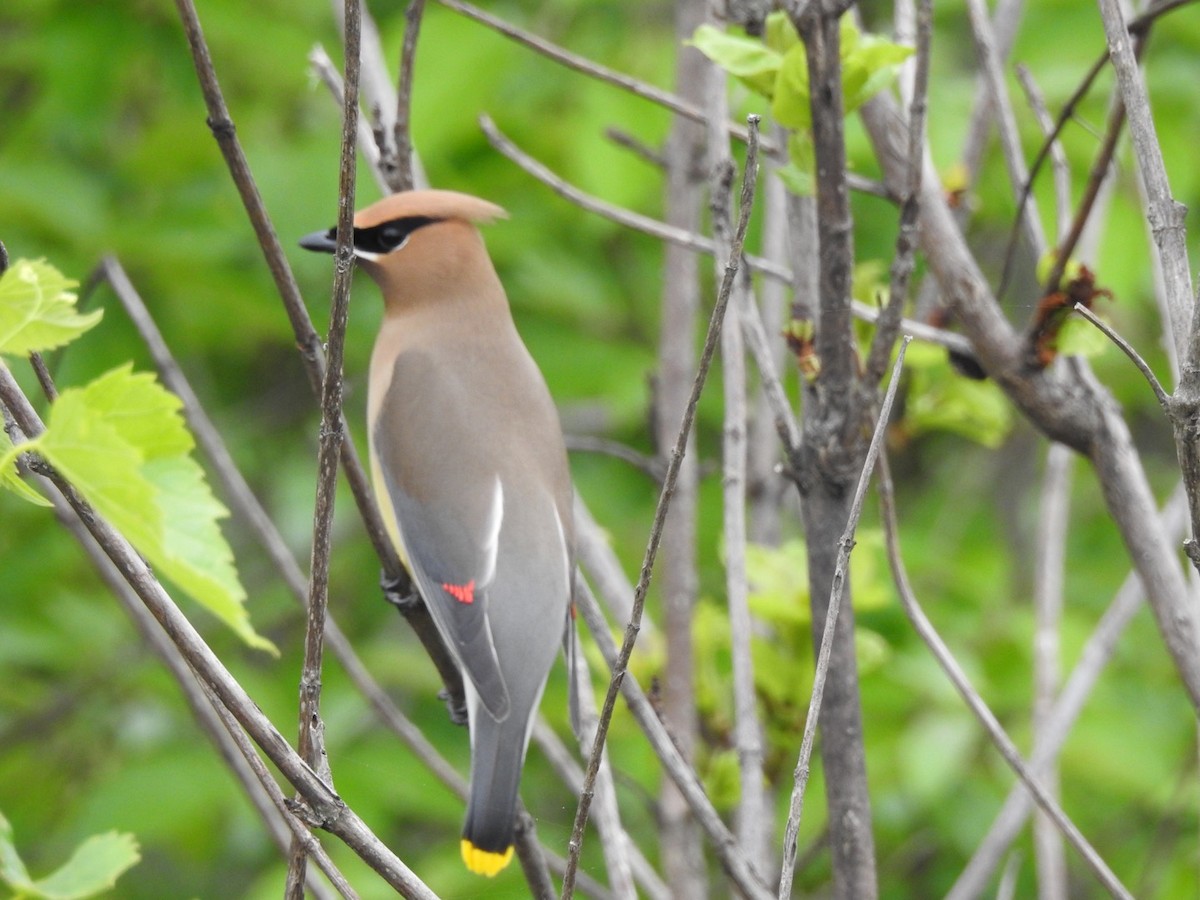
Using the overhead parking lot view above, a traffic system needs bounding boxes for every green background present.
[2,1,1198,896]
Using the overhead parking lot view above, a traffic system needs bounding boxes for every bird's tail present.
[460,711,529,876]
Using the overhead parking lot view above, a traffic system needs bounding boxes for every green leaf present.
[0,425,52,507]
[30,832,141,900]
[0,811,34,892]
[746,539,811,626]
[771,43,811,129]
[0,259,102,356]
[0,812,139,900]
[904,343,1013,447]
[33,365,275,653]
[144,456,272,652]
[689,24,781,97]
[1055,314,1111,359]
[763,10,801,55]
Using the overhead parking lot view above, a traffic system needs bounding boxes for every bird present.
[300,189,576,877]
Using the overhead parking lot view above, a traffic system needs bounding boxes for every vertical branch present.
[287,2,362,895]
[865,0,932,386]
[707,35,768,873]
[778,338,910,899]
[1032,444,1074,900]
[655,1,711,892]
[1095,0,1192,355]
[560,120,761,900]
[788,3,878,897]
[392,0,427,192]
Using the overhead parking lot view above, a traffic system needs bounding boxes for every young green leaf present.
[0,259,102,357]
[28,365,275,653]
[29,832,141,900]
[0,812,139,900]
[690,24,782,98]
[904,343,1014,447]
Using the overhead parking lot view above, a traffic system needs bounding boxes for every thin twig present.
[865,0,931,386]
[1072,302,1170,412]
[877,454,1134,900]
[560,117,764,900]
[287,2,362,893]
[964,0,1046,255]
[777,336,911,898]
[435,0,773,154]
[308,46,391,195]
[573,580,774,900]
[1015,65,1072,244]
[709,82,768,879]
[392,0,427,191]
[479,112,973,357]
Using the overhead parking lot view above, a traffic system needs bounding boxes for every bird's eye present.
[380,225,407,250]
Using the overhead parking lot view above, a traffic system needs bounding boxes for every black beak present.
[298,228,338,254]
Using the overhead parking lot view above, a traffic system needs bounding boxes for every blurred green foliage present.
[2,0,1199,897]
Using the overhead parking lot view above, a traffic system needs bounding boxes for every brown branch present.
[865,0,932,386]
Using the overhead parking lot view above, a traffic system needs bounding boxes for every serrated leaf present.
[30,831,141,900]
[34,365,275,653]
[690,24,781,97]
[145,456,273,652]
[0,259,102,356]
[0,426,52,507]
[76,364,192,458]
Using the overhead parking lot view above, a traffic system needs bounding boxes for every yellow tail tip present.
[461,838,514,876]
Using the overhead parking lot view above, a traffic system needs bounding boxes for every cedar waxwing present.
[300,190,576,877]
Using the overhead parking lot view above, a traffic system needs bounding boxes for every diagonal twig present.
[877,454,1134,900]
[777,336,911,898]
[560,116,764,900]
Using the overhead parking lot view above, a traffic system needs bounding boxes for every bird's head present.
[300,189,507,305]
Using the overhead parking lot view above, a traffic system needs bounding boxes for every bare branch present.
[561,116,764,900]
[1072,302,1171,412]
[392,0,427,191]
[1015,65,1072,243]
[435,0,771,153]
[878,454,1134,900]
[1096,0,1193,355]
[573,580,774,900]
[1032,444,1074,900]
[865,0,932,386]
[965,0,1047,255]
[778,337,911,898]
[479,113,974,357]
